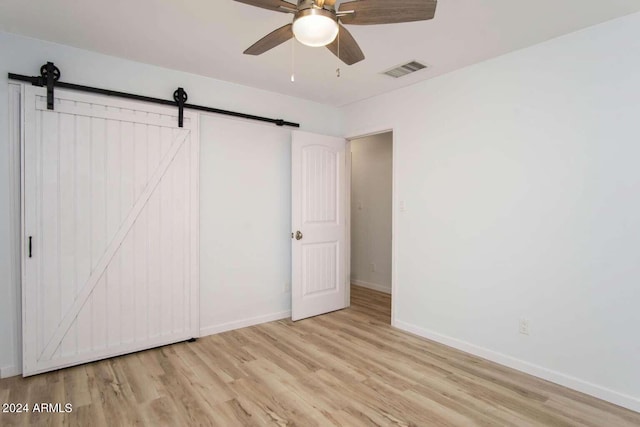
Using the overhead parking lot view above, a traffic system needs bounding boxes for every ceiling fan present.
[235,0,437,65]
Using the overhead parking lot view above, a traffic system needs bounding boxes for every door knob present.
[295,231,303,240]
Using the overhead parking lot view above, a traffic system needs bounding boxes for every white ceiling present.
[1,1,639,106]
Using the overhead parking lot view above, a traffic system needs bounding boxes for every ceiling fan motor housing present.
[297,0,336,11]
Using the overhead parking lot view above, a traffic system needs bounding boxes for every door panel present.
[292,131,347,321]
[303,242,339,295]
[22,87,199,376]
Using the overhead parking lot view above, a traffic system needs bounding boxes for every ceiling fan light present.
[292,9,339,47]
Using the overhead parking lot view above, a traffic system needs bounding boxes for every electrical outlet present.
[370,263,376,272]
[519,318,530,335]
[284,282,291,292]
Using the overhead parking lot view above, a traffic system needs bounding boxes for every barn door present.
[22,86,199,376]
[291,131,347,321]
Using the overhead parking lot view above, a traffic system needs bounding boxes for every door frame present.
[345,127,396,326]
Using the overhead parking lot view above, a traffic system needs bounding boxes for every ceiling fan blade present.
[244,24,294,55]
[326,24,365,65]
[234,0,296,13]
[339,0,437,25]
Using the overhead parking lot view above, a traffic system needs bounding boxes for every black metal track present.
[8,72,300,128]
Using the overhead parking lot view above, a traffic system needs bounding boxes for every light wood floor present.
[1,285,639,426]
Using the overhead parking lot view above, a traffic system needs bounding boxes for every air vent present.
[382,61,427,78]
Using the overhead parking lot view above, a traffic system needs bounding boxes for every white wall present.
[0,31,343,377]
[350,133,392,293]
[199,116,292,334]
[342,12,640,412]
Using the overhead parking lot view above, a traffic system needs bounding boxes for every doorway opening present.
[348,131,393,324]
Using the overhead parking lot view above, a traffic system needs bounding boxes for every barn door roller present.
[8,62,300,129]
[40,62,61,110]
[174,87,187,128]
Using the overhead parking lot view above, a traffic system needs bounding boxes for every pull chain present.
[291,38,296,83]
[336,26,341,78]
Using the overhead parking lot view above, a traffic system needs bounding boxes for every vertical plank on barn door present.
[146,119,161,339]
[160,126,174,337]
[133,118,148,342]
[106,111,122,347]
[41,109,60,358]
[91,103,108,352]
[173,129,185,334]
[22,86,199,376]
[22,88,36,368]
[59,100,77,358]
[119,117,135,346]
[75,109,92,354]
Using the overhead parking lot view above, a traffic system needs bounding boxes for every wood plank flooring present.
[1,285,639,426]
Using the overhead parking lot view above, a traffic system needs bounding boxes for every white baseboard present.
[0,365,21,379]
[200,311,291,337]
[351,279,391,294]
[2,311,292,378]
[395,320,640,413]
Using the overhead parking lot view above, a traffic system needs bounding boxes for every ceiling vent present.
[382,61,427,78]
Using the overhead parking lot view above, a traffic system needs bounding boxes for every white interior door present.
[22,86,199,376]
[291,130,347,321]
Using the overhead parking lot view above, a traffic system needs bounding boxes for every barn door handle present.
[295,231,303,241]
[28,236,32,258]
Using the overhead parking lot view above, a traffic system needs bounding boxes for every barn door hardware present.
[174,88,187,128]
[28,236,33,258]
[42,62,61,110]
[12,62,61,110]
[8,62,301,128]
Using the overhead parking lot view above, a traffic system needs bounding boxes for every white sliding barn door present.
[22,86,199,376]
[291,131,347,321]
